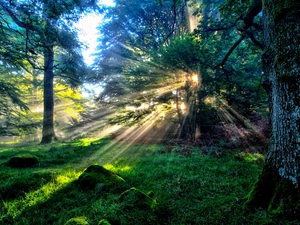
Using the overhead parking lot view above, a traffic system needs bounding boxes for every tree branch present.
[0,1,37,31]
[246,31,264,49]
[242,0,262,30]
[162,0,187,45]
[213,0,263,72]
[199,24,236,32]
[57,74,81,84]
[214,34,246,70]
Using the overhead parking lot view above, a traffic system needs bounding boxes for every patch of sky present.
[76,0,115,97]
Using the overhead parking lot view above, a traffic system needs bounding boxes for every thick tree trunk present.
[246,0,300,213]
[40,46,56,144]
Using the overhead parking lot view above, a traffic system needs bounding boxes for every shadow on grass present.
[1,180,95,225]
[0,170,53,201]
[2,171,163,225]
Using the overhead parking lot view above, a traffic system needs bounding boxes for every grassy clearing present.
[0,138,297,224]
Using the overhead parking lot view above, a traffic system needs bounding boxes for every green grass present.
[0,138,297,224]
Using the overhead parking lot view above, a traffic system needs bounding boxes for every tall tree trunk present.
[40,46,56,144]
[246,0,300,213]
[184,0,199,32]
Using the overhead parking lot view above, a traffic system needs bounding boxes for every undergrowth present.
[0,138,297,224]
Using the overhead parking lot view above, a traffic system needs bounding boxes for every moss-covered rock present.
[98,219,111,225]
[118,187,157,210]
[64,216,89,225]
[7,154,39,168]
[77,165,127,191]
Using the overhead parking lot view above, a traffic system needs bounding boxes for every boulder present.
[7,154,39,168]
[77,165,127,192]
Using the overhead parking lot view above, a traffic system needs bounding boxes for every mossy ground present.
[0,137,298,224]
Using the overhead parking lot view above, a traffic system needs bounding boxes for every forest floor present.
[1,102,290,225]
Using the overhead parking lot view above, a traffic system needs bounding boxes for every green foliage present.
[99,0,187,52]
[219,0,252,17]
[0,0,97,143]
[0,76,33,136]
[0,79,28,113]
[94,0,189,101]
[0,27,33,136]
[155,34,203,71]
[195,99,221,132]
[155,0,267,119]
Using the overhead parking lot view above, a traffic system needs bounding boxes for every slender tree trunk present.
[184,0,199,32]
[246,0,300,213]
[40,46,56,144]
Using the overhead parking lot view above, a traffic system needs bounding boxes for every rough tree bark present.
[246,0,300,214]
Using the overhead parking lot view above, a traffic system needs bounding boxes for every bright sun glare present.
[76,0,115,96]
[76,0,115,65]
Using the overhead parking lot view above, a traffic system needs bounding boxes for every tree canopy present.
[0,0,96,143]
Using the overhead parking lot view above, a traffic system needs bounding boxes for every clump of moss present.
[98,219,111,225]
[77,165,127,192]
[7,154,39,168]
[64,216,89,225]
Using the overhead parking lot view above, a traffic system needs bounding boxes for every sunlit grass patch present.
[235,152,265,165]
[104,163,132,173]
[68,138,102,147]
[55,170,81,185]
[242,152,265,162]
